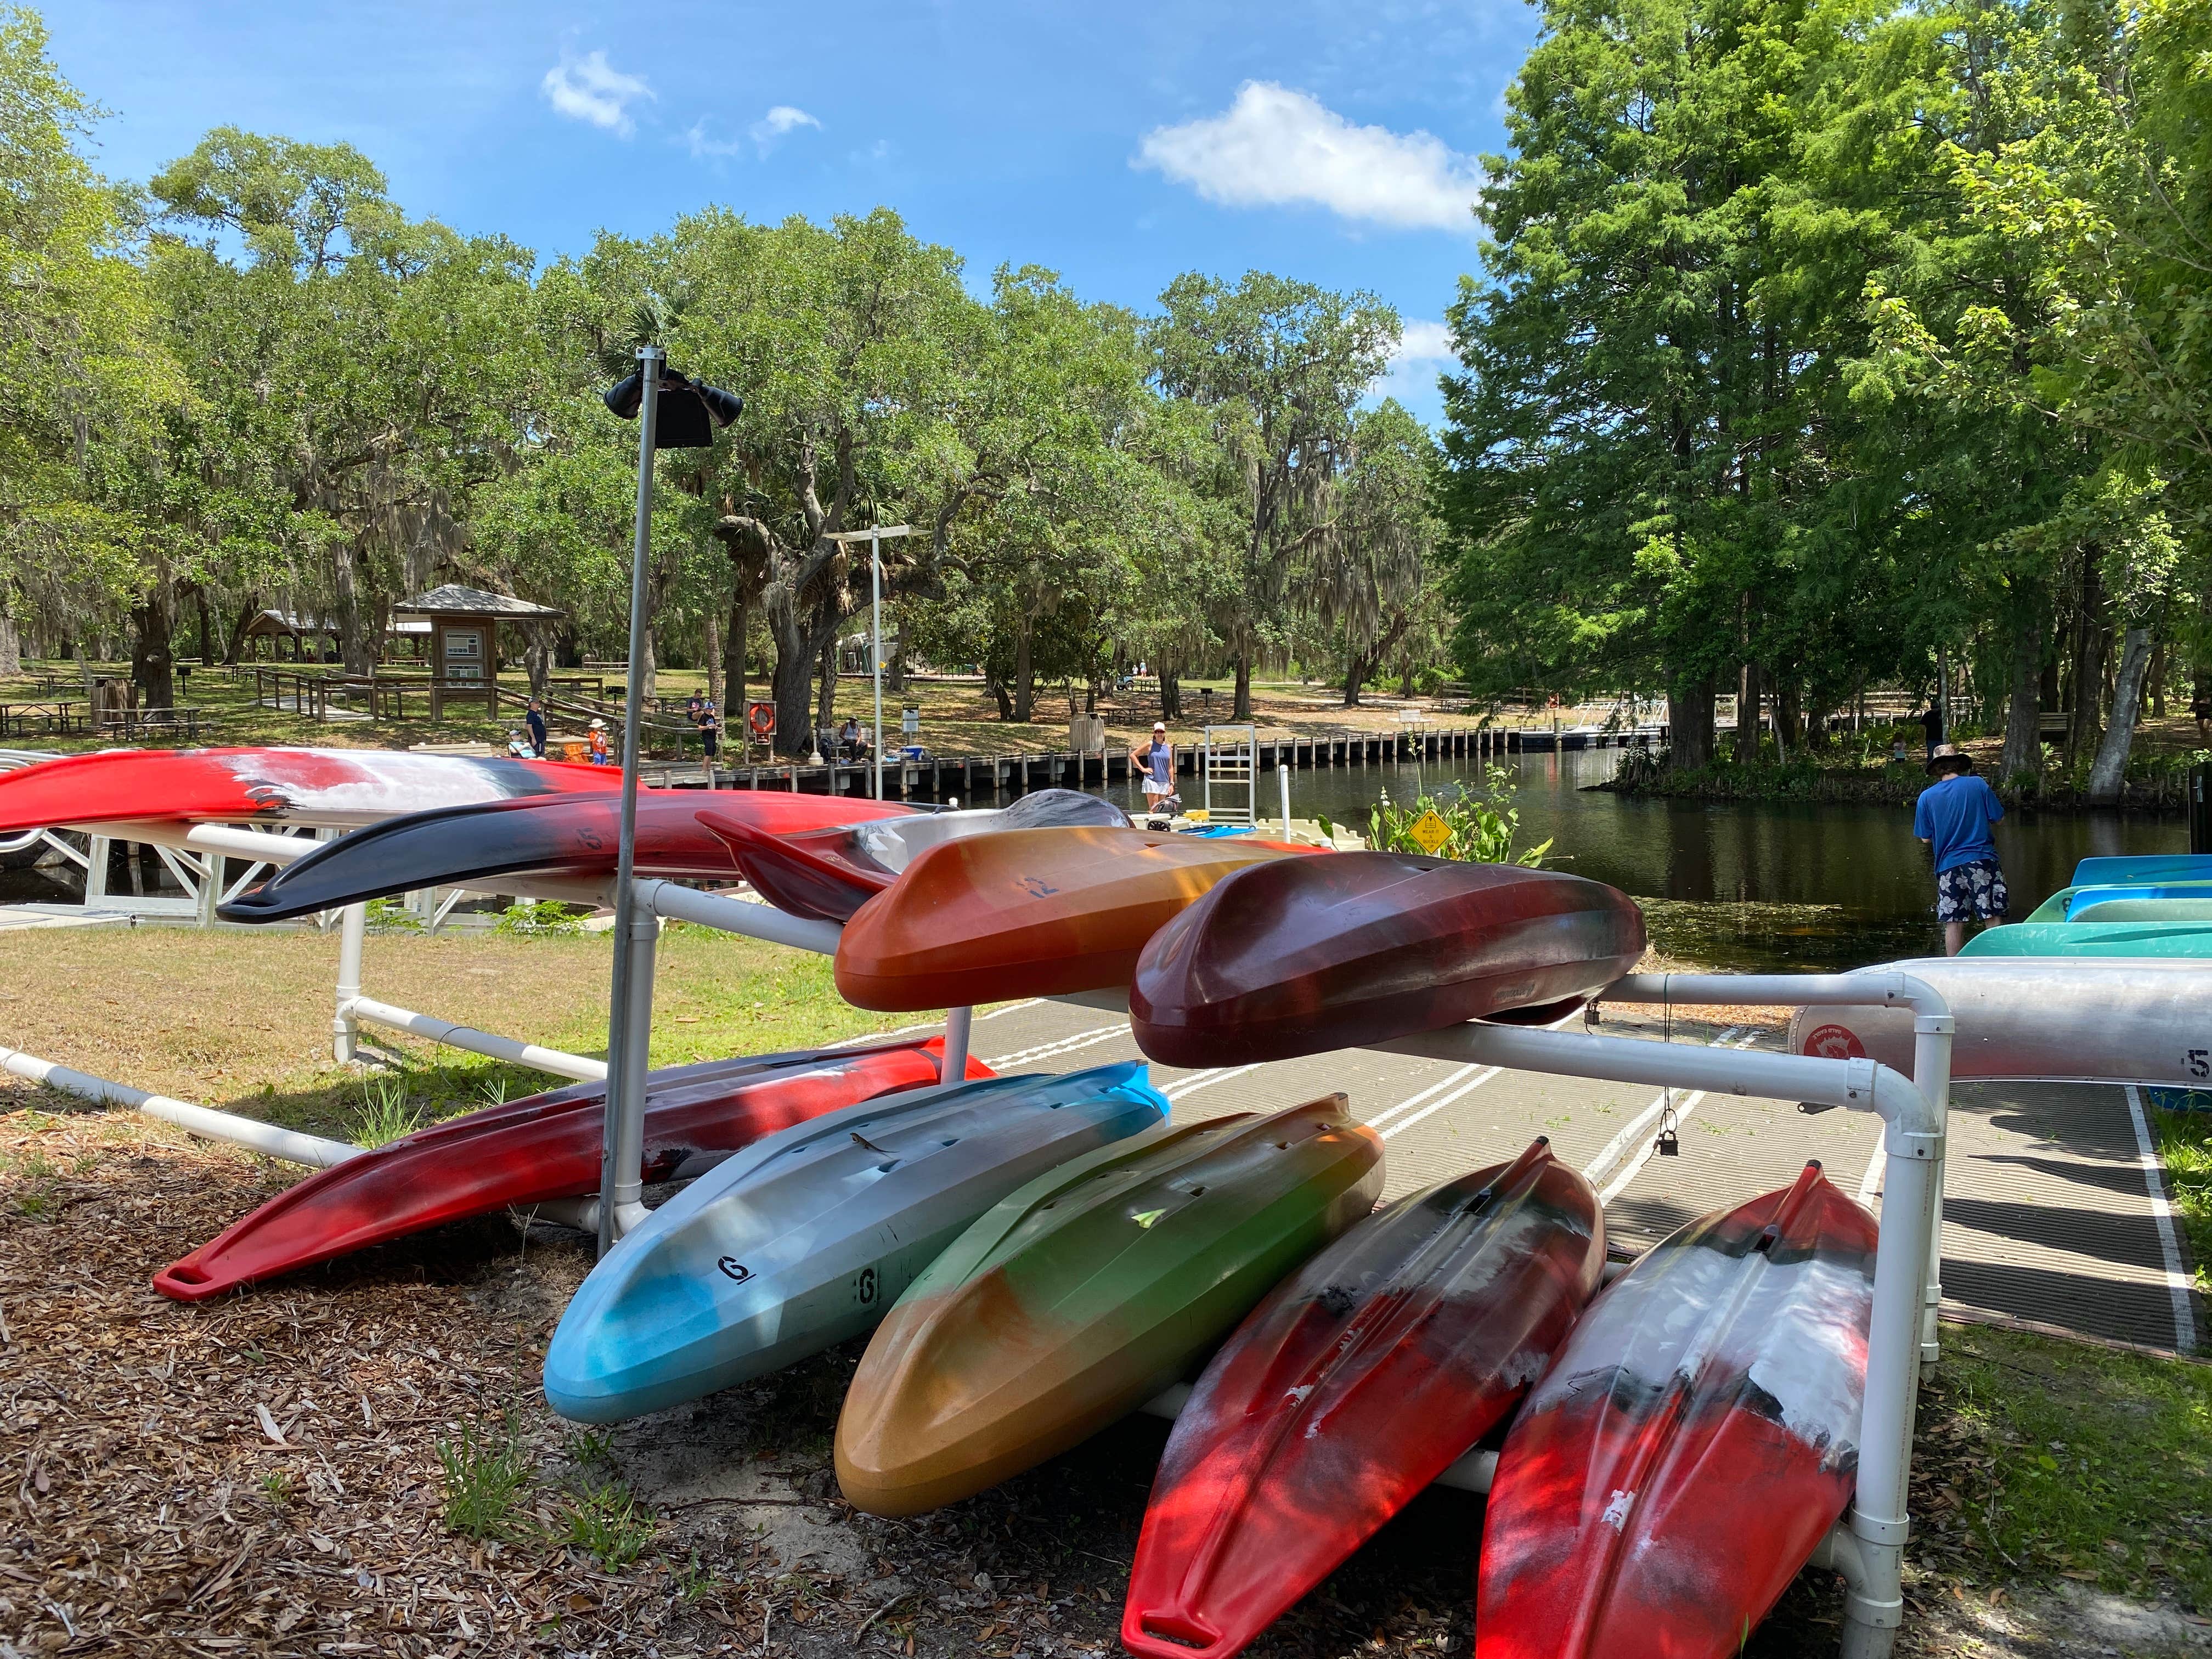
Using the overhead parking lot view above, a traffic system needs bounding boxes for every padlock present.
[1654,1126,1680,1156]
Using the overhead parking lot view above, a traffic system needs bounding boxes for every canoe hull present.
[1474,1163,1875,1659]
[1131,852,1646,1068]
[833,827,1310,1011]
[2074,855,2212,887]
[541,1063,1169,1423]
[0,746,617,833]
[219,791,912,922]
[835,1098,1385,1517]
[1124,1139,1603,1659]
[153,1038,977,1301]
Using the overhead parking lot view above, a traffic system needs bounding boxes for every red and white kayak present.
[1474,1162,1875,1659]
[154,1037,983,1302]
[218,790,914,922]
[1123,1138,1602,1659]
[0,746,620,834]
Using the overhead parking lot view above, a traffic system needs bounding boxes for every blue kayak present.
[2067,883,2212,921]
[2072,854,2212,887]
[543,1062,1169,1423]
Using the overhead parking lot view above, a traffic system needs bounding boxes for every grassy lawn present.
[2157,1107,2212,1296]
[1911,1321,2212,1612]
[0,922,938,1143]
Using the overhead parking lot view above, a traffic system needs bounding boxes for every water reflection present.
[1097,746,2187,972]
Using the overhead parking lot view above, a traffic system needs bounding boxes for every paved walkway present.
[880,997,2204,1355]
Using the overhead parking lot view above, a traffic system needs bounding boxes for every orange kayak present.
[832,827,1313,1011]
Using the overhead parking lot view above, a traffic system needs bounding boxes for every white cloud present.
[1374,319,1458,407]
[1135,82,1480,233]
[748,105,822,151]
[684,119,746,161]
[543,50,653,136]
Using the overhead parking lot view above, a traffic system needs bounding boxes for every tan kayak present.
[832,826,1314,1011]
[834,1096,1384,1516]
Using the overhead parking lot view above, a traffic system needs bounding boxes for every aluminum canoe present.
[0,746,619,834]
[834,1096,1385,1517]
[1130,852,1646,1068]
[1123,1138,1602,1659]
[541,1062,1169,1423]
[1473,1161,1875,1659]
[218,790,913,922]
[832,826,1314,1011]
[703,789,1132,921]
[153,1037,979,1302]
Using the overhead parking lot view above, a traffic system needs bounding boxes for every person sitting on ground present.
[506,727,533,759]
[1915,743,2007,955]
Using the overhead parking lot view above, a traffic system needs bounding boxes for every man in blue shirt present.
[1914,744,2008,954]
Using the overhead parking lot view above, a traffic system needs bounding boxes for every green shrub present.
[436,1413,534,1539]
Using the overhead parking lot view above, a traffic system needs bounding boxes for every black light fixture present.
[603,363,742,449]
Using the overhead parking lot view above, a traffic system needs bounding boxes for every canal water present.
[1096,747,2188,972]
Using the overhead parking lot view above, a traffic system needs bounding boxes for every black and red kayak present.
[154,1036,987,1302]
[1122,1138,1603,1659]
[704,788,1131,921]
[1130,851,1646,1067]
[1473,1162,1876,1658]
[0,746,620,833]
[216,789,915,922]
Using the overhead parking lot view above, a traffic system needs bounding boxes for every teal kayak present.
[2073,855,2212,887]
[543,1063,1169,1423]
[1960,920,2212,958]
[2023,882,2212,921]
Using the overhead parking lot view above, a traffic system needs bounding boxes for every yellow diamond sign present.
[1408,809,1453,856]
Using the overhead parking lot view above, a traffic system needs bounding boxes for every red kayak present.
[704,789,1132,921]
[1474,1162,1876,1659]
[0,746,619,833]
[833,827,1313,1012]
[153,1036,983,1301]
[218,790,913,922]
[1123,1139,1602,1659]
[1131,852,1646,1068]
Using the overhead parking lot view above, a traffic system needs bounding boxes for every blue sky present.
[52,1,1541,428]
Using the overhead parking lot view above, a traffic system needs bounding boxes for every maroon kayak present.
[1130,852,1646,1068]
[154,1037,986,1302]
[1124,1138,1602,1659]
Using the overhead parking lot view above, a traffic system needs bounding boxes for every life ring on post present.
[746,701,776,738]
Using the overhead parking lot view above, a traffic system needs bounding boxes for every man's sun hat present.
[1925,742,1973,775]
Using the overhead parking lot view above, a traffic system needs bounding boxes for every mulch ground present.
[2,1099,2200,1658]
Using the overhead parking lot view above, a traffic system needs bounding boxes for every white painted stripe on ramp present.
[1593,1033,1759,1207]
[984,1023,1130,1069]
[1857,1131,1887,1206]
[1579,1029,1743,1186]
[2123,1084,2199,1353]
[1366,1064,1483,1131]
[1379,1066,1502,1142]
[1164,1063,1262,1103]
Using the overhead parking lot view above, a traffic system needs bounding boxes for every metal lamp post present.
[822,524,913,800]
[597,347,741,1256]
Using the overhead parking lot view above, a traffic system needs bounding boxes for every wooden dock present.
[640,724,1660,801]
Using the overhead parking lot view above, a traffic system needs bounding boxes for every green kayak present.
[2025,881,2212,922]
[834,1096,1385,1516]
[1960,919,2212,957]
